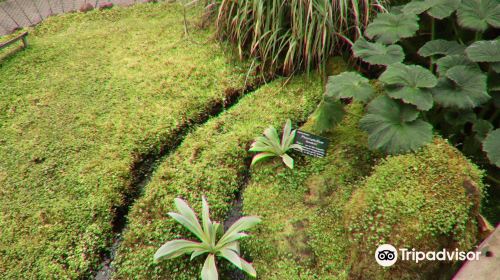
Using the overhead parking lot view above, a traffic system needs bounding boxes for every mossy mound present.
[112,74,323,279]
[243,111,484,279]
[345,137,484,280]
[243,103,378,279]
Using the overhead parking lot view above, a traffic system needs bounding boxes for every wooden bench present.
[0,32,28,51]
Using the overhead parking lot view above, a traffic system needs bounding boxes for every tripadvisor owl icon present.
[375,244,398,267]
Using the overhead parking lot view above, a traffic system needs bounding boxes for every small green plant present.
[249,119,302,169]
[154,197,261,280]
[313,0,500,168]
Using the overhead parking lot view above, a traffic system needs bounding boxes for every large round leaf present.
[457,0,500,31]
[427,0,461,19]
[465,40,500,62]
[365,13,419,44]
[418,39,466,57]
[432,65,490,108]
[352,38,405,65]
[403,0,460,19]
[325,72,375,102]
[379,63,437,110]
[360,96,433,154]
[435,55,480,76]
[483,128,500,167]
[311,100,346,133]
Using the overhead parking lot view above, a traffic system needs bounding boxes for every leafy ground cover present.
[0,4,250,278]
[112,74,323,279]
[243,107,484,279]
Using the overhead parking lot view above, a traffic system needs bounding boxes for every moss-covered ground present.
[112,74,323,279]
[243,110,484,279]
[0,4,249,278]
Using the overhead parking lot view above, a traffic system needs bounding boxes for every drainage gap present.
[93,77,268,280]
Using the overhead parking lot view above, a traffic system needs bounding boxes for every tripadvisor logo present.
[374,244,481,267]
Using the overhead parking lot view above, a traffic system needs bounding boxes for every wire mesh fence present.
[0,0,149,36]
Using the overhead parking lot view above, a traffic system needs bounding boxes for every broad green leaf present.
[174,198,200,228]
[201,196,211,236]
[352,38,405,65]
[432,65,490,108]
[311,100,346,133]
[281,119,292,148]
[248,137,277,153]
[403,1,432,15]
[154,239,203,261]
[435,55,480,76]
[465,40,500,62]
[281,153,294,169]
[418,39,466,57]
[427,0,461,19]
[219,248,242,269]
[360,96,433,154]
[263,126,282,152]
[365,13,419,44]
[218,216,261,246]
[457,0,500,31]
[190,248,208,261]
[483,128,500,167]
[201,254,218,280]
[473,119,493,141]
[168,212,207,243]
[250,152,276,166]
[325,72,375,102]
[379,64,437,110]
[240,257,257,278]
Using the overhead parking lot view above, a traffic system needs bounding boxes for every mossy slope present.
[244,116,484,279]
[0,4,247,278]
[113,75,323,279]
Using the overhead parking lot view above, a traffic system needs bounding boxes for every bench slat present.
[0,31,29,49]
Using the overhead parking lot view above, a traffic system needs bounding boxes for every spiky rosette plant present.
[249,119,303,169]
[154,197,261,280]
[312,0,500,169]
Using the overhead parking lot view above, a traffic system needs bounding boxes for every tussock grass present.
[112,75,323,279]
[0,3,249,278]
[216,0,388,75]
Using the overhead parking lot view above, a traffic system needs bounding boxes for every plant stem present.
[430,18,436,72]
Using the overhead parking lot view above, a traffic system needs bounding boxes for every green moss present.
[345,137,484,279]
[112,74,323,279]
[243,103,378,279]
[0,4,248,278]
[243,110,484,279]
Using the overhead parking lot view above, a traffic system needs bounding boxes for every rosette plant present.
[154,197,261,280]
[249,119,303,169]
[313,0,500,168]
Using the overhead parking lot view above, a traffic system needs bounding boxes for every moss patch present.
[112,74,323,279]
[0,4,249,278]
[243,116,484,279]
[345,137,484,279]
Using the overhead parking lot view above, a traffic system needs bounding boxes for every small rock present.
[99,2,114,10]
[79,2,94,12]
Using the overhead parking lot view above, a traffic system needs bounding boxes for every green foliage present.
[216,0,388,74]
[364,12,419,44]
[360,96,433,154]
[154,197,260,280]
[0,4,250,278]
[352,38,405,65]
[249,119,302,169]
[457,0,500,31]
[379,63,437,110]
[313,0,499,168]
[325,72,375,102]
[483,129,500,166]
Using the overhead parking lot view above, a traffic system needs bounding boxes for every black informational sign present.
[293,130,329,157]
